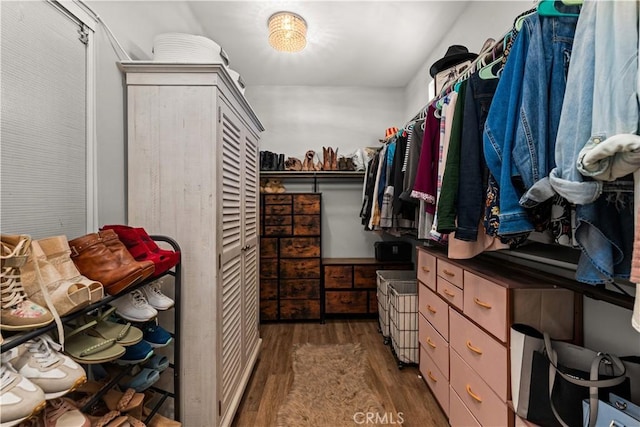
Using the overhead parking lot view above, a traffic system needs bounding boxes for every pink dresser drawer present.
[463,271,507,342]
[419,314,449,378]
[417,249,436,291]
[437,259,463,289]
[420,348,449,417]
[516,414,541,427]
[437,276,463,312]
[449,308,507,401]
[449,387,481,427]
[418,283,449,340]
[450,350,508,427]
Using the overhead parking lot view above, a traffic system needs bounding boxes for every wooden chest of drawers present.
[416,246,581,426]
[322,258,413,318]
[259,193,321,321]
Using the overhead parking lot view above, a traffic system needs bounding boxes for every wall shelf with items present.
[260,171,365,191]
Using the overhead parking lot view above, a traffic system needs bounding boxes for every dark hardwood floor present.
[232,320,448,427]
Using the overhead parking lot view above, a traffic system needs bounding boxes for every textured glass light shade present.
[268,12,307,53]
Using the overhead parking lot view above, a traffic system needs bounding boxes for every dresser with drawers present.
[322,258,413,318]
[416,246,581,426]
[260,193,322,321]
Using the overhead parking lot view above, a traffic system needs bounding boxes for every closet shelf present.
[261,171,365,179]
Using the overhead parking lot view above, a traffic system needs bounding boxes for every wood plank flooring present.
[232,320,448,427]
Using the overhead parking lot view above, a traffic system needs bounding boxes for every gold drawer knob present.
[426,337,437,349]
[427,305,437,314]
[466,340,483,355]
[443,269,455,277]
[443,288,455,298]
[428,371,438,382]
[421,266,431,273]
[466,385,483,402]
[473,297,492,309]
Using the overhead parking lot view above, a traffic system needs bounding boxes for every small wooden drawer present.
[437,276,463,312]
[450,350,508,427]
[279,299,320,320]
[463,271,507,342]
[280,279,320,299]
[449,387,481,427]
[420,349,449,417]
[260,300,278,321]
[419,315,449,379]
[263,194,292,205]
[260,238,278,258]
[417,249,436,291]
[354,265,379,288]
[279,237,320,258]
[368,291,377,313]
[418,283,449,340]
[264,225,292,236]
[264,215,292,226]
[280,258,320,279]
[293,194,321,214]
[324,265,353,288]
[437,260,463,289]
[450,309,507,401]
[293,215,320,236]
[325,291,368,314]
[260,259,278,279]
[264,204,292,215]
[259,279,278,300]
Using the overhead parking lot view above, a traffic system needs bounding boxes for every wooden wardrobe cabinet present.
[260,193,322,321]
[416,246,581,427]
[120,62,264,427]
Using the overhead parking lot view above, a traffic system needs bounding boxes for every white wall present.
[86,1,204,225]
[246,85,405,257]
[404,1,529,119]
[246,85,406,160]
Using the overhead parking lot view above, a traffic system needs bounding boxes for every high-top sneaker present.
[1,235,53,331]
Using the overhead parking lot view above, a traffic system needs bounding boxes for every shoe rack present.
[0,235,182,424]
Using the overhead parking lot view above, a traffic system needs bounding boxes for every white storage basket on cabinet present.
[388,280,418,367]
[376,270,416,342]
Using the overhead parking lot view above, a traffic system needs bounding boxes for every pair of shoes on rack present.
[322,147,339,171]
[69,231,155,297]
[99,226,179,279]
[301,151,322,171]
[109,280,174,324]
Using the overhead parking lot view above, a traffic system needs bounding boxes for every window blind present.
[1,0,88,239]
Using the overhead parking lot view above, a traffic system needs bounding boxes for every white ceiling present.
[187,1,470,87]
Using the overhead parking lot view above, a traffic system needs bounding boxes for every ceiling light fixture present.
[268,11,307,53]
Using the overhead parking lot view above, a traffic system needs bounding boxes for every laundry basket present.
[388,280,418,367]
[376,270,416,343]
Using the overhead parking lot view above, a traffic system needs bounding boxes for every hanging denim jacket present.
[483,15,536,235]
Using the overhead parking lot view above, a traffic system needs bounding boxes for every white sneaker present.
[2,334,86,399]
[110,290,158,322]
[0,363,46,427]
[141,280,174,311]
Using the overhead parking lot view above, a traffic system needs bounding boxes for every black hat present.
[429,45,478,78]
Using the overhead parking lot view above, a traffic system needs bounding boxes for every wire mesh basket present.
[376,270,416,342]
[389,280,418,366]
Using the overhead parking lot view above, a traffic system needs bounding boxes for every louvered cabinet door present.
[242,132,260,359]
[218,101,243,421]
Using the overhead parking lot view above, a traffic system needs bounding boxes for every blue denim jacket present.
[484,14,536,235]
[516,12,578,207]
